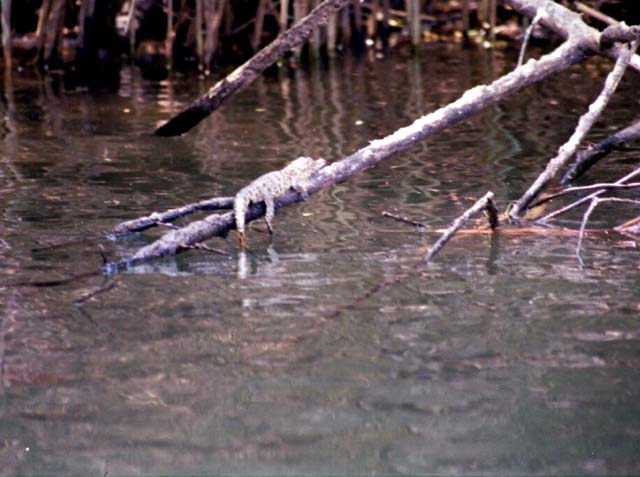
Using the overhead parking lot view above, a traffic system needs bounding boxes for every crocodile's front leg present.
[236,229,246,248]
[264,196,275,234]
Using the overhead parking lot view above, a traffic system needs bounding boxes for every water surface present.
[1,44,640,475]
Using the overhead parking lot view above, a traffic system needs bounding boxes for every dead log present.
[154,0,350,137]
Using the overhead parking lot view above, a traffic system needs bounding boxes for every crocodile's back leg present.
[264,196,275,234]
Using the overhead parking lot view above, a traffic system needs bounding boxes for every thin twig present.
[615,214,640,233]
[537,166,640,222]
[517,10,543,68]
[530,182,640,208]
[576,197,599,265]
[74,281,118,305]
[576,197,640,263]
[381,211,427,229]
[182,242,229,255]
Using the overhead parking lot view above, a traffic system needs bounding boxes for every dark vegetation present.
[2,0,639,90]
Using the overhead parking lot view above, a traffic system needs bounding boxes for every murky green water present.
[1,44,640,475]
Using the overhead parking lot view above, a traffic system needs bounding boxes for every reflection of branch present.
[576,197,640,263]
[510,37,639,218]
[74,281,118,304]
[329,193,498,319]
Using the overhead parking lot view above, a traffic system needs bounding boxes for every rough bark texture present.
[154,0,350,137]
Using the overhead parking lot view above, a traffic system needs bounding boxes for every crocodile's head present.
[288,156,327,174]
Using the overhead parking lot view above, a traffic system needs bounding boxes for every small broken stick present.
[423,191,498,263]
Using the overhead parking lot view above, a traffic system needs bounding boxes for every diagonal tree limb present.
[154,0,350,137]
[509,37,639,219]
[107,38,590,272]
[561,118,640,184]
[422,192,498,263]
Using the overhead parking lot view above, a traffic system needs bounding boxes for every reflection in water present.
[1,46,640,475]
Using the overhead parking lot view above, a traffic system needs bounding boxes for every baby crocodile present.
[234,156,327,247]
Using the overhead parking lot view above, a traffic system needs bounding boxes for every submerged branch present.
[329,192,498,319]
[576,197,640,263]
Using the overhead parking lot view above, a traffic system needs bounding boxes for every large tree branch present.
[106,39,588,272]
[507,0,640,73]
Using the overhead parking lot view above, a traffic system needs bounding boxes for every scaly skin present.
[234,157,327,247]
